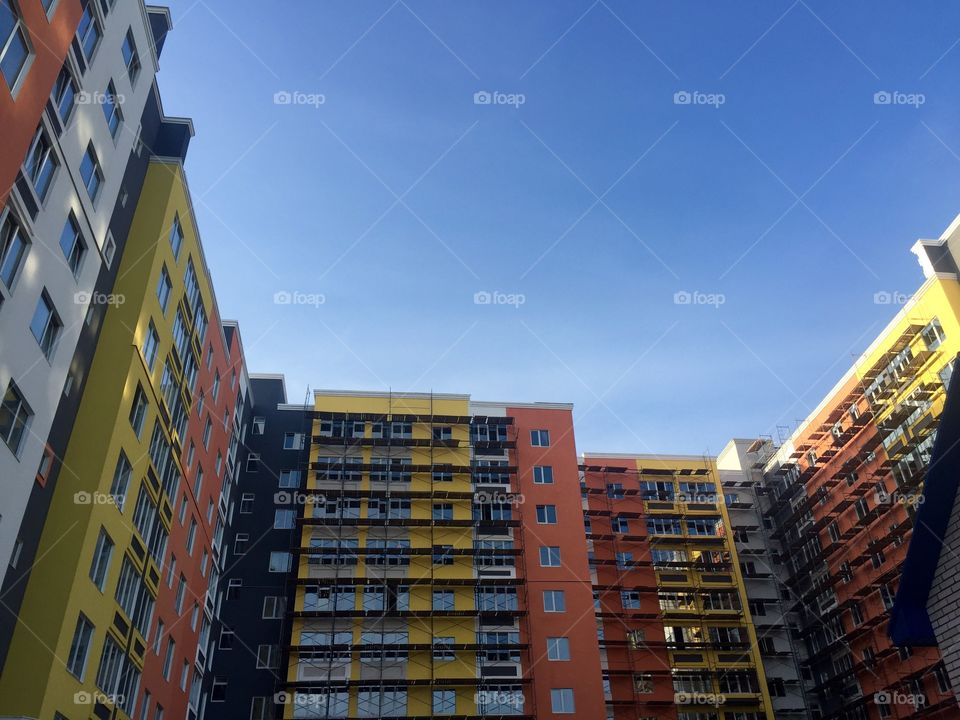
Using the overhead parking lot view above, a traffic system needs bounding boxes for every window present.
[433,591,454,611]
[533,465,554,484]
[245,452,258,471]
[433,636,455,662]
[153,620,164,654]
[0,381,31,456]
[544,590,565,612]
[66,614,95,679]
[539,546,561,567]
[142,321,160,370]
[169,215,183,260]
[252,416,265,434]
[76,1,102,60]
[24,126,57,202]
[531,429,550,446]
[102,80,122,136]
[1,0,31,90]
[269,551,291,573]
[175,574,186,613]
[121,28,140,82]
[30,290,61,358]
[256,645,279,669]
[536,504,557,524]
[263,596,285,619]
[547,637,570,661]
[433,503,453,521]
[240,493,254,513]
[203,417,213,448]
[162,638,175,679]
[156,265,172,314]
[233,533,248,556]
[186,519,197,555]
[278,470,300,488]
[212,371,220,401]
[283,432,303,449]
[80,143,103,201]
[129,383,148,437]
[550,689,575,713]
[433,690,456,714]
[58,213,86,277]
[622,591,641,609]
[51,64,77,122]
[274,509,295,529]
[89,528,113,590]
[0,211,29,289]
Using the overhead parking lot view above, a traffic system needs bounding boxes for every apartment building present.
[0,0,169,595]
[758,230,960,719]
[717,438,810,718]
[0,152,247,719]
[581,452,775,720]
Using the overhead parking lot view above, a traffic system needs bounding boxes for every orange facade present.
[0,0,80,205]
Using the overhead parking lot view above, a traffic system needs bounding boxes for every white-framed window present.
[530,429,550,447]
[274,509,295,529]
[0,380,31,456]
[58,213,86,277]
[278,470,300,488]
[169,214,183,260]
[433,689,456,714]
[252,416,265,434]
[156,265,172,314]
[30,289,62,359]
[245,452,259,471]
[75,1,102,62]
[539,546,561,567]
[543,590,565,612]
[88,527,113,590]
[102,80,122,137]
[536,504,557,524]
[24,125,58,202]
[269,551,291,573]
[66,613,95,679]
[283,432,303,450]
[262,596,285,619]
[51,63,77,123]
[256,644,279,669]
[141,320,160,370]
[550,688,575,713]
[79,143,103,201]
[0,209,29,290]
[547,637,570,661]
[121,27,140,83]
[533,465,553,484]
[1,0,32,91]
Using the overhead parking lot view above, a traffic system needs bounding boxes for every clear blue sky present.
[158,0,960,456]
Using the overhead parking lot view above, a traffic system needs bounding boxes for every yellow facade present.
[633,455,775,719]
[0,161,214,719]
[288,391,486,717]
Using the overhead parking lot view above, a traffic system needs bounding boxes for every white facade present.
[0,0,163,583]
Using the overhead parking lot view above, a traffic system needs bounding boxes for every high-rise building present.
[0,113,248,720]
[758,227,960,719]
[0,0,171,603]
[581,452,775,720]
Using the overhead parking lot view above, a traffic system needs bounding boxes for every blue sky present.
[158,0,960,455]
